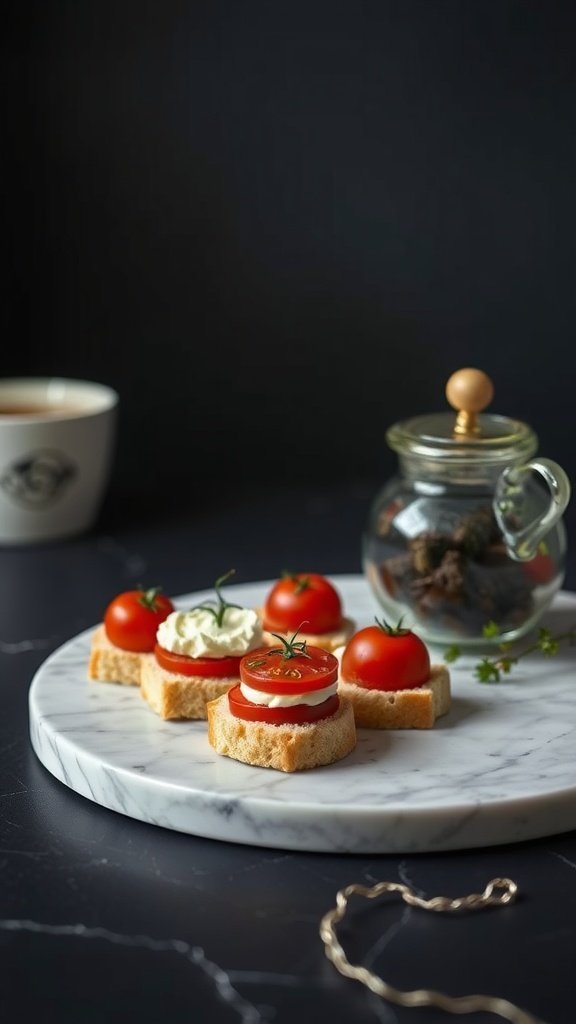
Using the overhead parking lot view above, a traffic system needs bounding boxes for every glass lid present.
[386,368,538,465]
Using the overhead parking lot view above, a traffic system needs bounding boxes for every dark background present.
[3,0,576,519]
[2,14,576,1020]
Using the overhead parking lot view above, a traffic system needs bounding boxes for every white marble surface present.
[28,576,576,853]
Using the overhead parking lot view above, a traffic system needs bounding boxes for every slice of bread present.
[88,624,143,687]
[140,656,238,720]
[259,613,355,653]
[338,665,451,729]
[206,694,356,772]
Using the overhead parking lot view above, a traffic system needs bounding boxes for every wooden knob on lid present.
[445,368,494,436]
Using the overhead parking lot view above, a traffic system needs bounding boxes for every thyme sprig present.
[191,569,242,628]
[265,624,313,661]
[444,620,576,683]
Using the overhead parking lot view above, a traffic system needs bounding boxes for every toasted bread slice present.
[207,694,356,772]
[88,624,143,687]
[140,656,238,720]
[339,664,451,729]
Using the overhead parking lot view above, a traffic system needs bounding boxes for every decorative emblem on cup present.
[1,449,77,508]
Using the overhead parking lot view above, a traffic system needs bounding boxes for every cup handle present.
[494,458,571,561]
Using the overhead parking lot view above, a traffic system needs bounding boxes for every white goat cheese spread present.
[239,680,338,708]
[157,607,262,658]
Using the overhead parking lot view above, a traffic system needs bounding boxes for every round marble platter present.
[29,576,576,854]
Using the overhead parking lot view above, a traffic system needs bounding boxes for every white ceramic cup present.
[0,377,118,545]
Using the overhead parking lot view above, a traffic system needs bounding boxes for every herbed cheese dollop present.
[157,606,262,659]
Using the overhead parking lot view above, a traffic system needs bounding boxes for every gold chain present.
[319,877,547,1024]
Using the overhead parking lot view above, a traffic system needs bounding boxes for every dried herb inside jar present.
[379,505,534,636]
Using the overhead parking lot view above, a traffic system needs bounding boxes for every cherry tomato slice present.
[104,588,174,652]
[341,625,430,691]
[227,685,339,724]
[263,573,342,634]
[240,645,338,693]
[154,644,241,678]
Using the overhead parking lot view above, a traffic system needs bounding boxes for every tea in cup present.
[0,377,118,544]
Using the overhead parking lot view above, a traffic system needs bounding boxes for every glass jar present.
[362,369,571,647]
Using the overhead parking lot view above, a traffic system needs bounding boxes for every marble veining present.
[28,576,576,853]
[0,918,264,1024]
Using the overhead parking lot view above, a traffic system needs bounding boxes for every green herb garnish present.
[444,623,576,683]
[266,624,312,661]
[191,569,242,628]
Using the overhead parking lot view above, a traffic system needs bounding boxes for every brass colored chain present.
[319,877,546,1024]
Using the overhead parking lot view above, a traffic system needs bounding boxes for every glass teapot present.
[362,368,571,646]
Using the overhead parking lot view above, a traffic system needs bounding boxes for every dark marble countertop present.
[2,482,575,1024]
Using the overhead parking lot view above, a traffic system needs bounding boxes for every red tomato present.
[228,685,339,725]
[240,645,338,694]
[154,645,240,678]
[104,587,174,652]
[263,573,342,634]
[341,621,430,691]
[523,552,555,586]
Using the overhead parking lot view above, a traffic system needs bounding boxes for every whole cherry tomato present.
[341,620,430,691]
[104,587,174,652]
[263,573,342,634]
